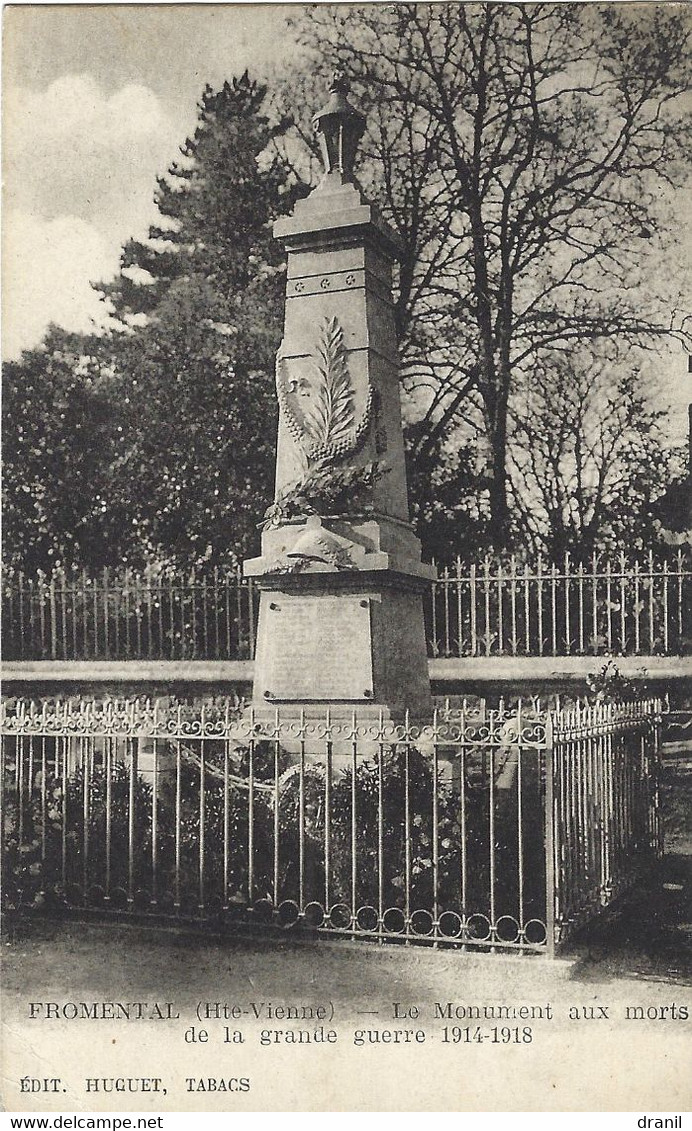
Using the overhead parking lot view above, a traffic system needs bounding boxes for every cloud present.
[3,74,184,356]
[5,75,180,223]
[2,210,118,358]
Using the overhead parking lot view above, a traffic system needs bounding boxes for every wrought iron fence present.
[428,550,691,658]
[2,551,689,662]
[549,700,662,946]
[1,696,662,954]
[1,566,256,662]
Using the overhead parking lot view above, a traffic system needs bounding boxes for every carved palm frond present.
[303,317,354,447]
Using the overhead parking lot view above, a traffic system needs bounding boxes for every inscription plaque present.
[263,595,373,701]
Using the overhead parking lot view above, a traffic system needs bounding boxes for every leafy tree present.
[107,277,282,567]
[287,4,692,549]
[404,426,490,565]
[1,327,127,573]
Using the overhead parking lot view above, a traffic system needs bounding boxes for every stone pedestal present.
[244,77,433,723]
[248,560,432,723]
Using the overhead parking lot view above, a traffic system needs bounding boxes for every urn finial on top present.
[312,70,366,184]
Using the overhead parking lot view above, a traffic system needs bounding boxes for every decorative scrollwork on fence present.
[2,697,663,751]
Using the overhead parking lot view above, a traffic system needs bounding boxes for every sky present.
[2,1,691,447]
[2,3,305,353]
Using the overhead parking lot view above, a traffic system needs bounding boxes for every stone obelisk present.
[244,73,434,720]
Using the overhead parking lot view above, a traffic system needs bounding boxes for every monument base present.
[248,570,432,724]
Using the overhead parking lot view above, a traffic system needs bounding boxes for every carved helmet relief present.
[276,316,373,467]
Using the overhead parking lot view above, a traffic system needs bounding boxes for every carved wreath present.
[276,316,373,465]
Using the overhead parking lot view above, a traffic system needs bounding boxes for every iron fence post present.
[544,711,557,959]
[652,698,663,858]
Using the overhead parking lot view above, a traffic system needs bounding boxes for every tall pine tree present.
[95,72,303,568]
[101,72,293,322]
